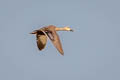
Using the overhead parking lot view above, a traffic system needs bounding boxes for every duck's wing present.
[36,30,47,50]
[46,30,64,55]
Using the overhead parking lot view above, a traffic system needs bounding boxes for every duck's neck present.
[55,27,67,31]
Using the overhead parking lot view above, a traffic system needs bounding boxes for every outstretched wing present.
[36,30,47,50]
[46,30,64,55]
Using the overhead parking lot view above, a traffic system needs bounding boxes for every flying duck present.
[30,25,73,55]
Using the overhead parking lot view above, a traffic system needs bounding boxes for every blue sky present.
[0,0,120,80]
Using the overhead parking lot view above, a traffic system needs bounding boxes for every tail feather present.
[30,30,37,34]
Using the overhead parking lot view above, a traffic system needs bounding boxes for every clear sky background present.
[0,0,120,80]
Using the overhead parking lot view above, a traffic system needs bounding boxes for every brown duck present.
[30,25,73,55]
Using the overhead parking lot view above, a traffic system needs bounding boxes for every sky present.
[0,0,120,80]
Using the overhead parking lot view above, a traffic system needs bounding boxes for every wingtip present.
[60,52,64,56]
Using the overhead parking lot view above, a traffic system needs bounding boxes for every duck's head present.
[64,26,74,32]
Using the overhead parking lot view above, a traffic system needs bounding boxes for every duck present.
[30,25,73,55]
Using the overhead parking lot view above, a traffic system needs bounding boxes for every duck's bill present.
[70,29,74,32]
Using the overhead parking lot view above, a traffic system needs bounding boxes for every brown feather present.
[45,26,64,55]
[36,31,47,50]
[31,25,67,55]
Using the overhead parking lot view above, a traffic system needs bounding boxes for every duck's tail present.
[30,30,37,34]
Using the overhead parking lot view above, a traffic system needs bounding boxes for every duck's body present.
[30,25,73,55]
